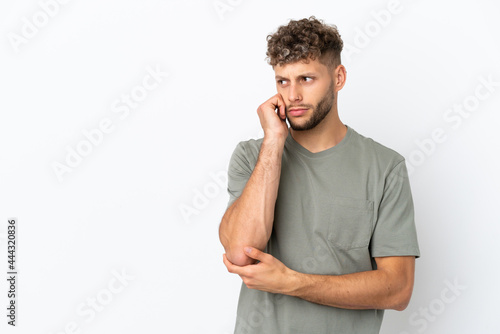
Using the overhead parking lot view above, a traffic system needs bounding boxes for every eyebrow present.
[275,72,318,80]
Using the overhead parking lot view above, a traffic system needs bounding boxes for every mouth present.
[288,108,309,117]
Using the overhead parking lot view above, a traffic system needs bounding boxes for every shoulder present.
[349,127,406,174]
[233,137,263,159]
[229,137,264,170]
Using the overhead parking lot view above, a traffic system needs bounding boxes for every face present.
[275,58,337,131]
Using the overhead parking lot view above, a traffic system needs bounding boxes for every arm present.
[223,248,416,311]
[218,94,288,266]
[288,255,416,311]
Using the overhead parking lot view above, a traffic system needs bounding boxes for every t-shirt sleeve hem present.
[371,249,421,259]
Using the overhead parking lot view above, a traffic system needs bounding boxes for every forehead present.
[274,58,328,78]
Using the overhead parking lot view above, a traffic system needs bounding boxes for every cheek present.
[276,87,290,101]
[310,86,328,102]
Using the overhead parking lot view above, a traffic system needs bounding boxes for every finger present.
[276,94,286,119]
[222,254,235,272]
[223,254,244,275]
[244,247,266,262]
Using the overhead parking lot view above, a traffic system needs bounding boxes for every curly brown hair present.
[266,16,343,70]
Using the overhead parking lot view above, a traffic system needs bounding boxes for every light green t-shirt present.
[227,126,420,334]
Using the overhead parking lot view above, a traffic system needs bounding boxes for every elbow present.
[218,210,260,267]
[219,221,255,267]
[384,262,416,311]
[218,215,233,252]
[390,286,413,311]
[225,248,256,266]
[393,300,409,312]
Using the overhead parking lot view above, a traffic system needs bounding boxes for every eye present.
[303,76,313,82]
[277,79,288,86]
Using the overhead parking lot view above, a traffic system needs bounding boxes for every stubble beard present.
[286,80,335,131]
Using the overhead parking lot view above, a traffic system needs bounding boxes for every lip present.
[288,108,308,117]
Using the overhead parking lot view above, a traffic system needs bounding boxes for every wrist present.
[283,269,304,296]
[263,131,287,147]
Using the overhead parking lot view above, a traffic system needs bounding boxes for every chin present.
[289,122,311,131]
[287,116,310,131]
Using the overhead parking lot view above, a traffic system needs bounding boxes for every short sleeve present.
[370,160,420,258]
[226,142,255,208]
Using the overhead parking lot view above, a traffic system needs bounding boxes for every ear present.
[333,64,347,92]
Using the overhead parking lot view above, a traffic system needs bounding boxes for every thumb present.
[244,246,265,261]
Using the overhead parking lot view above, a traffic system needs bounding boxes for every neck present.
[290,107,347,153]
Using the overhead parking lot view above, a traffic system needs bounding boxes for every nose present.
[288,83,302,102]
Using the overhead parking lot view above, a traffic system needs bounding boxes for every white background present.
[1,0,499,333]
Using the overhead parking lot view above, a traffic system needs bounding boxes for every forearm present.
[287,264,414,311]
[219,135,285,265]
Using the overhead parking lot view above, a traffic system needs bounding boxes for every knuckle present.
[242,270,252,279]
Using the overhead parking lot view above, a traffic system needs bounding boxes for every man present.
[219,16,420,333]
